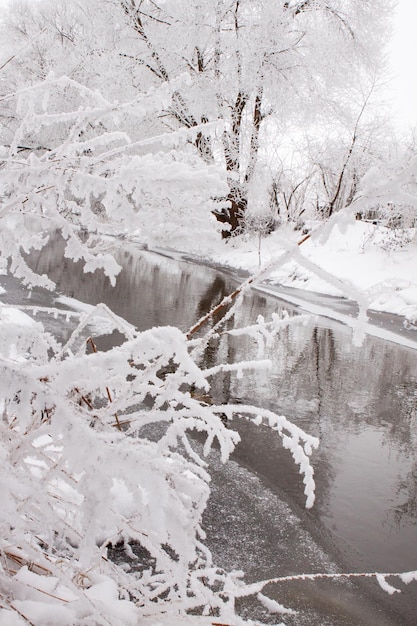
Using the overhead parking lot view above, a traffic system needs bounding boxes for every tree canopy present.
[1,0,393,235]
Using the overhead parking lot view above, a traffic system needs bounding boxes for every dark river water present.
[2,238,417,625]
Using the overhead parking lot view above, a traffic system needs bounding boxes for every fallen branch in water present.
[186,233,311,339]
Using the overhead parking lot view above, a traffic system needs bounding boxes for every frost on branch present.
[0,304,230,624]
[0,74,228,290]
[0,73,323,625]
[218,404,319,509]
[0,291,324,625]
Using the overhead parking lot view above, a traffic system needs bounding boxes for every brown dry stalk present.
[11,605,36,626]
[87,337,122,431]
[110,418,131,428]
[74,387,94,411]
[20,581,71,604]
[4,550,52,577]
[186,232,311,339]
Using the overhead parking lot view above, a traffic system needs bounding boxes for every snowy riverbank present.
[146,213,417,330]
[223,220,417,325]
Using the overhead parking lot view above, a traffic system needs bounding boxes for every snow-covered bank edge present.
[255,283,417,351]
[132,217,417,351]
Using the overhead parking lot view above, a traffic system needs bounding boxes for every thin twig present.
[21,185,56,204]
[74,387,94,411]
[10,604,37,626]
[0,28,47,73]
[234,569,417,599]
[87,337,122,431]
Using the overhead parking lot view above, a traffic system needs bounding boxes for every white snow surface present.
[150,215,417,329]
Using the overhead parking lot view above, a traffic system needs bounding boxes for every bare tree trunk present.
[326,92,371,218]
[120,0,213,161]
[245,86,263,185]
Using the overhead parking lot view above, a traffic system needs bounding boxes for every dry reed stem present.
[4,550,52,577]
[74,387,94,411]
[19,581,71,603]
[11,604,36,626]
[86,337,122,431]
[110,418,131,428]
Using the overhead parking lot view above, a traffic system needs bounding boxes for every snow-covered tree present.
[0,67,231,278]
[115,0,392,231]
[1,0,393,235]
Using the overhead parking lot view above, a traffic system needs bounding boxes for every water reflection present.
[208,309,417,574]
[27,234,239,332]
[10,234,417,621]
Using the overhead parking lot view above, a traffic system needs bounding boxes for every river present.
[2,237,417,625]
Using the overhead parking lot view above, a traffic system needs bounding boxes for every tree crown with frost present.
[1,0,393,232]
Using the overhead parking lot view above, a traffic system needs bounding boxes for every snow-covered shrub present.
[0,297,321,626]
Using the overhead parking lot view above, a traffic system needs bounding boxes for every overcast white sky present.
[389,0,417,128]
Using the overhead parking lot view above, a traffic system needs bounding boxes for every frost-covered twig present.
[226,311,312,358]
[226,569,417,598]
[217,404,319,508]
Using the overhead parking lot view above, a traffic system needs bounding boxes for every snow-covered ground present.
[180,214,417,329]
